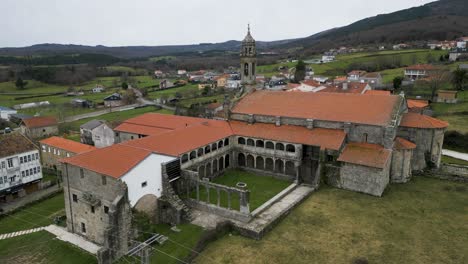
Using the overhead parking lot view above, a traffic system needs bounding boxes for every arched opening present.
[247,139,255,146]
[256,140,264,148]
[212,143,218,151]
[213,159,218,173]
[190,151,197,160]
[256,156,265,170]
[206,162,212,177]
[197,148,204,157]
[238,153,245,167]
[276,143,285,151]
[275,160,284,173]
[246,155,255,168]
[238,137,246,145]
[224,138,229,146]
[225,154,230,168]
[218,141,224,148]
[265,158,274,171]
[219,157,224,171]
[181,154,189,163]
[285,161,296,176]
[266,141,274,149]
[198,165,205,178]
[244,63,249,76]
[286,144,296,153]
[205,145,211,154]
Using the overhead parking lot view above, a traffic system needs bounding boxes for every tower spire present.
[248,23,250,34]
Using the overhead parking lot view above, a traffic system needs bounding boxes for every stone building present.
[0,134,42,202]
[20,116,58,139]
[240,25,257,85]
[80,120,115,148]
[39,136,96,171]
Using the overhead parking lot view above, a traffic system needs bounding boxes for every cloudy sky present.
[1,0,435,47]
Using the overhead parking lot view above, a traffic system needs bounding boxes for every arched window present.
[225,154,230,168]
[265,158,274,171]
[238,153,245,167]
[244,63,249,76]
[218,141,224,148]
[219,157,224,170]
[256,140,264,148]
[276,143,285,151]
[238,137,246,145]
[275,160,284,173]
[285,161,296,176]
[181,154,189,163]
[197,148,204,157]
[246,155,255,168]
[224,138,229,146]
[190,151,197,160]
[256,156,264,170]
[205,145,211,154]
[247,139,255,146]
[266,141,274,149]
[286,144,296,153]
[212,143,218,151]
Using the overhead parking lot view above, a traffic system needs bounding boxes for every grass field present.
[178,94,224,108]
[0,231,96,264]
[441,155,468,166]
[198,177,468,264]
[191,170,291,211]
[147,84,200,100]
[0,193,64,234]
[432,91,468,133]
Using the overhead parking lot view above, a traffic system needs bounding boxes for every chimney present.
[342,82,348,90]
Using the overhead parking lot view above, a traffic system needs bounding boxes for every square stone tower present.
[240,25,257,85]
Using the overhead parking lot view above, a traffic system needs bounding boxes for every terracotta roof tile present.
[406,64,436,71]
[230,121,345,150]
[365,90,391,95]
[39,137,96,154]
[22,116,57,128]
[337,142,391,169]
[407,99,429,109]
[400,112,448,129]
[0,134,36,158]
[319,82,369,94]
[61,144,152,178]
[394,137,416,150]
[232,90,400,126]
[114,123,172,136]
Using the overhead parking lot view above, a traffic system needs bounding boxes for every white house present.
[321,55,335,63]
[92,86,105,93]
[1,134,42,200]
[80,120,115,148]
[177,70,187,75]
[0,106,17,121]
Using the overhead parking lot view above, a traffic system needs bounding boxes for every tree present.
[427,70,450,101]
[122,89,137,104]
[393,76,404,89]
[452,68,467,91]
[121,82,128,90]
[15,77,28,90]
[294,60,306,83]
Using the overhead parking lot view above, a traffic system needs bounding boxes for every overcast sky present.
[1,0,435,48]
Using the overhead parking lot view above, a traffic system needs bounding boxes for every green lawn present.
[0,193,64,234]
[178,94,224,108]
[0,231,96,264]
[442,155,468,166]
[198,177,468,264]
[147,84,200,100]
[191,169,291,211]
[61,106,174,132]
[432,91,468,133]
[118,222,205,264]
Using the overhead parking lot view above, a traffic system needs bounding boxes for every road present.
[442,149,468,162]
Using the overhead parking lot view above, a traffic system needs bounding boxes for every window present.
[20,157,23,164]
[66,153,70,157]
[26,170,30,176]
[327,155,335,162]
[80,169,84,178]
[42,145,46,152]
[7,158,13,168]
[141,181,147,188]
[57,150,61,155]
[37,166,41,173]
[0,177,2,184]
[28,155,31,162]
[104,206,109,214]
[1,161,5,169]
[3,176,6,183]
[363,133,368,143]
[32,154,35,161]
[72,194,78,202]
[53,149,56,155]
[35,153,39,160]
[238,137,246,145]
[91,206,95,214]
[101,176,107,185]
[115,132,119,137]
[131,136,134,140]
[81,223,86,233]
[48,147,51,153]
[33,167,37,174]
[22,171,25,177]
[29,168,33,175]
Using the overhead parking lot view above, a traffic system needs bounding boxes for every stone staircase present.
[164,183,194,222]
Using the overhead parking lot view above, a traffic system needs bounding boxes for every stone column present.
[239,191,250,214]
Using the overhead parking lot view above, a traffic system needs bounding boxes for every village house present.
[0,106,17,121]
[80,120,115,148]
[404,64,436,80]
[215,74,229,88]
[0,134,42,202]
[437,90,458,103]
[20,116,58,139]
[154,70,164,78]
[103,93,124,107]
[407,99,430,113]
[92,85,105,93]
[177,69,187,75]
[205,102,223,118]
[39,136,96,171]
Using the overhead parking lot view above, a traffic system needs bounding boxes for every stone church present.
[59,27,449,263]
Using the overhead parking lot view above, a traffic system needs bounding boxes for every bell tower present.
[240,24,257,85]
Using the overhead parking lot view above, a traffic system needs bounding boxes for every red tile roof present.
[22,116,57,128]
[61,144,152,178]
[407,99,429,109]
[405,64,436,71]
[301,80,322,87]
[394,137,416,150]
[124,120,232,156]
[348,70,367,76]
[230,121,345,150]
[319,82,369,94]
[337,142,391,169]
[114,123,172,136]
[40,137,96,154]
[400,113,448,129]
[232,90,400,126]
[365,90,391,95]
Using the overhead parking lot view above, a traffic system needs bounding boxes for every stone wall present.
[390,148,413,183]
[62,163,131,262]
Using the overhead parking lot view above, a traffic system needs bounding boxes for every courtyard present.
[189,169,292,211]
[197,176,468,264]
